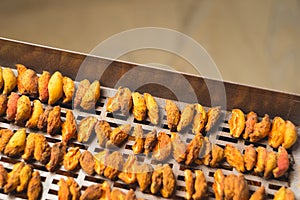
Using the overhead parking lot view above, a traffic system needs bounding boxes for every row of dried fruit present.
[0,162,42,200]
[228,109,297,149]
[0,121,291,184]
[57,177,141,200]
[107,86,221,133]
[0,96,288,180]
[1,65,298,150]
[0,161,142,200]
[0,64,100,109]
[0,127,176,198]
[209,169,295,200]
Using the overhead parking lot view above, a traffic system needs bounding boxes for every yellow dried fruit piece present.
[132,92,147,121]
[144,92,159,124]
[2,67,17,95]
[268,117,285,148]
[15,95,31,125]
[0,67,3,89]
[4,128,26,157]
[26,100,44,129]
[48,71,63,105]
[282,120,297,149]
[192,104,207,134]
[229,109,245,138]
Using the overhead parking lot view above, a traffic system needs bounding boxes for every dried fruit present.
[243,111,258,139]
[47,105,61,135]
[268,117,285,148]
[63,147,81,171]
[4,128,26,157]
[205,106,221,132]
[273,147,289,178]
[48,71,63,105]
[107,124,130,147]
[77,116,97,142]
[80,150,95,175]
[6,92,19,121]
[171,132,186,163]
[94,120,111,147]
[80,80,100,110]
[74,79,90,108]
[26,100,43,129]
[132,92,147,121]
[144,92,159,124]
[62,76,75,103]
[153,132,172,162]
[2,67,17,95]
[16,64,38,96]
[224,144,245,172]
[254,146,267,173]
[144,129,157,155]
[244,144,257,171]
[249,114,271,142]
[61,110,77,143]
[38,71,50,102]
[132,124,144,154]
[15,95,31,125]
[165,100,180,131]
[192,103,207,134]
[282,120,297,149]
[177,104,195,132]
[229,109,245,138]
[0,94,8,116]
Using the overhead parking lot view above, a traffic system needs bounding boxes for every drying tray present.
[0,37,299,200]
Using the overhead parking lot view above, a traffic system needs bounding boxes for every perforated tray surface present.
[0,72,299,200]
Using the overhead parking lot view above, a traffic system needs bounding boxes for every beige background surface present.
[0,0,299,94]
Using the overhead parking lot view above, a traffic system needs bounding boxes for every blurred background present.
[0,0,299,94]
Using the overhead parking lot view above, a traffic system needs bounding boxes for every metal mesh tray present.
[0,72,299,200]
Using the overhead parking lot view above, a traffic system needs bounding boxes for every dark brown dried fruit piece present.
[144,129,157,155]
[37,107,52,131]
[46,142,66,172]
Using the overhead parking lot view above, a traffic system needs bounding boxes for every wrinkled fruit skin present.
[229,109,245,138]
